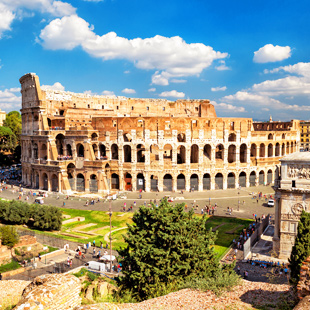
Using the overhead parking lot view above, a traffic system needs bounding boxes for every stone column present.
[144,172,150,192]
[47,173,51,192]
[84,172,90,192]
[158,174,163,192]
[119,169,124,191]
[236,145,240,163]
[172,148,177,166]
[172,176,177,192]
[210,174,215,190]
[223,146,228,164]
[132,173,137,191]
[223,173,227,190]
[185,173,190,192]
[198,174,203,191]
[246,171,250,188]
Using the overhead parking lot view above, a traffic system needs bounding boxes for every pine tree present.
[117,199,223,301]
[289,210,310,285]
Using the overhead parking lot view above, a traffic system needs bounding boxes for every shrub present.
[0,226,19,248]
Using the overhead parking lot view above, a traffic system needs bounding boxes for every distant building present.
[300,121,310,151]
[273,152,310,259]
[0,109,6,126]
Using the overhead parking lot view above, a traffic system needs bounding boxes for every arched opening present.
[203,144,211,161]
[177,145,186,164]
[228,145,236,163]
[282,133,285,140]
[282,143,285,156]
[227,172,235,189]
[228,133,236,142]
[55,134,65,156]
[267,169,273,184]
[286,142,290,154]
[111,144,118,160]
[249,171,256,187]
[42,173,48,190]
[124,173,132,191]
[41,144,47,160]
[268,143,273,157]
[136,173,145,191]
[150,144,159,161]
[66,144,72,157]
[260,143,265,158]
[67,163,75,190]
[259,170,265,185]
[77,144,84,157]
[291,142,294,153]
[203,173,210,190]
[123,133,132,142]
[92,144,98,158]
[100,144,106,159]
[137,144,145,163]
[76,173,85,192]
[163,144,172,162]
[89,174,98,192]
[190,174,199,191]
[123,145,132,162]
[250,144,257,158]
[177,133,186,142]
[91,133,98,140]
[275,143,280,157]
[163,174,173,191]
[35,172,39,189]
[240,144,247,163]
[268,133,273,140]
[215,173,223,189]
[47,118,51,127]
[177,174,186,190]
[51,174,58,192]
[111,173,119,189]
[239,171,246,187]
[33,143,38,159]
[150,175,158,191]
[190,144,199,163]
[215,144,224,161]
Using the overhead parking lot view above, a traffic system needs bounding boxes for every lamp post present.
[109,199,113,273]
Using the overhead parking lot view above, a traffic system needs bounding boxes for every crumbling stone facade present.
[20,73,300,195]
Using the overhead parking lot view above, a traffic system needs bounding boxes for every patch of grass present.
[0,260,21,273]
[39,245,58,256]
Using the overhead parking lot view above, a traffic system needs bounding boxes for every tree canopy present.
[3,111,22,144]
[116,199,234,301]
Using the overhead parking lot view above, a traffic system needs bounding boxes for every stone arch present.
[124,172,132,191]
[203,173,211,190]
[123,145,132,162]
[268,133,273,140]
[150,175,158,191]
[240,144,247,163]
[91,133,98,140]
[177,133,186,142]
[282,143,285,156]
[111,173,119,189]
[228,145,236,163]
[203,144,212,161]
[33,143,38,159]
[150,144,159,161]
[90,174,98,192]
[76,173,85,192]
[260,143,265,158]
[177,173,186,190]
[215,144,224,161]
[35,172,39,189]
[51,174,58,192]
[163,144,172,162]
[249,171,256,187]
[190,144,199,163]
[267,169,273,184]
[291,142,294,153]
[282,133,285,139]
[239,171,246,187]
[286,142,290,154]
[77,143,84,157]
[177,145,186,164]
[41,143,47,160]
[215,173,223,189]
[66,144,72,157]
[227,172,235,189]
[250,144,257,158]
[137,173,145,191]
[100,144,106,158]
[137,144,145,163]
[275,143,280,157]
[259,170,265,185]
[163,174,173,191]
[42,172,48,191]
[228,133,236,142]
[268,143,273,157]
[111,144,118,160]
[55,134,65,156]
[123,133,132,142]
[190,174,199,191]
[92,144,98,157]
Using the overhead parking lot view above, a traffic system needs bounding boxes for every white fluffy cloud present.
[0,88,21,111]
[171,79,187,84]
[211,100,245,113]
[122,88,136,94]
[253,44,291,63]
[41,81,65,91]
[0,0,75,37]
[148,88,156,92]
[39,15,228,84]
[211,86,227,92]
[102,90,115,96]
[159,90,185,98]
[215,60,230,71]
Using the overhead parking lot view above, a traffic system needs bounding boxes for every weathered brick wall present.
[0,244,12,264]
[14,235,37,247]
[14,274,81,310]
[297,256,310,300]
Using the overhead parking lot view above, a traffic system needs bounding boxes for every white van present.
[85,261,106,272]
[34,197,44,204]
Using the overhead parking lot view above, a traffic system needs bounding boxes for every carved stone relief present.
[288,164,310,179]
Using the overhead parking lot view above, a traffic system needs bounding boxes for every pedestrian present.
[201,208,204,215]
[84,243,87,253]
[100,241,103,249]
[256,199,258,204]
[134,201,136,207]
[69,259,72,268]
[93,240,96,247]
[38,253,41,262]
[106,243,108,249]
[237,266,240,275]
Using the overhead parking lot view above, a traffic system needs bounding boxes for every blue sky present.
[0,0,310,121]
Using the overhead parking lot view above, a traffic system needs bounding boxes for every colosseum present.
[20,73,300,195]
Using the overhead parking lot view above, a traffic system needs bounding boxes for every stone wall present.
[14,274,81,310]
[14,235,37,247]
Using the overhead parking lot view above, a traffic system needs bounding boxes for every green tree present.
[0,225,19,248]
[3,111,22,145]
[116,199,231,301]
[0,126,16,151]
[289,210,310,285]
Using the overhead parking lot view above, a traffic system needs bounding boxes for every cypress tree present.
[289,210,310,285]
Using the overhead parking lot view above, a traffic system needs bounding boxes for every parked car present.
[85,261,106,272]
[34,197,44,204]
[267,199,274,207]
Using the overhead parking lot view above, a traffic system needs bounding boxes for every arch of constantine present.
[20,73,300,194]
